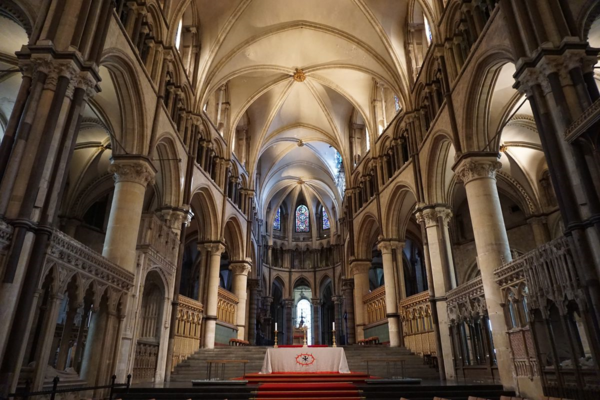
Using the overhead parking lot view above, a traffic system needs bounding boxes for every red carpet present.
[243,372,371,384]
[255,382,362,399]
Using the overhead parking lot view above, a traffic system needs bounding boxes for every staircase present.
[171,345,440,381]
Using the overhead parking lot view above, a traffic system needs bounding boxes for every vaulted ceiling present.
[189,0,432,220]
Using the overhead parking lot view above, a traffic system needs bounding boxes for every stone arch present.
[424,132,456,204]
[99,50,148,154]
[153,135,183,207]
[383,184,418,240]
[462,50,516,152]
[0,0,33,37]
[355,213,381,260]
[293,276,312,292]
[189,186,220,242]
[223,216,245,261]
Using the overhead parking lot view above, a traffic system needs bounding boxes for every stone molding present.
[109,156,156,186]
[229,262,251,276]
[454,157,501,185]
[349,260,371,276]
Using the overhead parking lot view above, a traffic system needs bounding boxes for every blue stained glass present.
[296,205,309,232]
[273,208,281,231]
[323,209,330,230]
[334,151,342,169]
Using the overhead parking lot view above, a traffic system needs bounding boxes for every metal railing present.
[3,374,131,400]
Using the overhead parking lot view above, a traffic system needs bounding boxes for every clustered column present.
[311,298,321,345]
[247,279,260,344]
[455,156,514,390]
[341,279,355,344]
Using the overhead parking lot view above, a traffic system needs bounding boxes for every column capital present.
[527,215,547,225]
[349,260,371,276]
[377,237,398,254]
[332,295,343,304]
[109,155,157,186]
[284,299,295,308]
[454,155,501,185]
[229,260,251,276]
[248,278,260,291]
[342,278,354,291]
[203,242,226,255]
[311,298,321,306]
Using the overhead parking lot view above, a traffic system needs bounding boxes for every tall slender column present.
[32,294,63,390]
[415,206,455,380]
[350,260,370,341]
[377,240,401,347]
[342,279,355,344]
[247,279,260,344]
[103,156,156,273]
[527,216,551,247]
[455,156,515,390]
[203,243,225,349]
[332,295,343,345]
[230,261,251,340]
[56,302,82,370]
[311,298,321,345]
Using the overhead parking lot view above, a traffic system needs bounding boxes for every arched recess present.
[188,186,219,242]
[0,0,33,37]
[99,51,148,155]
[383,184,418,240]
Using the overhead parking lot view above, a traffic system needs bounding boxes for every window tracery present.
[296,205,309,232]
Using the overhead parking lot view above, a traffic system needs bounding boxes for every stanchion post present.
[50,377,59,400]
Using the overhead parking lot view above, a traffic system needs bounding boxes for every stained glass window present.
[295,205,309,232]
[273,208,281,231]
[394,95,401,112]
[323,208,330,230]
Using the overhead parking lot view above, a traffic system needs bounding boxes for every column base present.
[203,316,217,349]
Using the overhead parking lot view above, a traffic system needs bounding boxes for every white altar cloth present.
[260,347,350,374]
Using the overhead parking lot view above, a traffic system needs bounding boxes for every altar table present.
[260,347,350,374]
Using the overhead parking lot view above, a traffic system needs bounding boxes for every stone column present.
[333,295,343,345]
[32,293,63,390]
[103,156,156,273]
[455,156,515,390]
[56,302,82,370]
[350,260,371,341]
[247,279,260,344]
[203,242,226,349]
[311,298,321,345]
[527,216,550,247]
[284,299,294,345]
[230,261,251,340]
[416,206,456,380]
[342,279,355,344]
[377,240,401,347]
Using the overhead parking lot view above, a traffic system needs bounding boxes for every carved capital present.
[377,237,396,255]
[342,278,354,292]
[230,261,251,276]
[109,156,156,186]
[350,261,371,276]
[454,157,501,185]
[204,242,226,255]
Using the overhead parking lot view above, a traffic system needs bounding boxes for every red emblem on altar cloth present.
[295,353,316,366]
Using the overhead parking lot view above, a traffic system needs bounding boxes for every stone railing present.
[46,229,135,293]
[172,295,203,370]
[217,287,238,325]
[363,286,386,324]
[446,276,486,324]
[399,291,436,355]
[137,213,180,268]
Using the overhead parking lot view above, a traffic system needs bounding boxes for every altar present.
[260,347,350,374]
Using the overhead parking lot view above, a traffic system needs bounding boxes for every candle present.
[333,322,335,330]
[275,322,278,331]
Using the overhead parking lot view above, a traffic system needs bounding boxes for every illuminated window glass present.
[323,209,330,230]
[296,205,309,232]
[273,208,281,231]
[175,19,183,50]
[424,17,432,45]
[394,95,401,112]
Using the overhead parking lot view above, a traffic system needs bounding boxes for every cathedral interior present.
[0,0,599,399]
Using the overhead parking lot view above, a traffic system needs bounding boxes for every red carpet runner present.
[256,382,362,399]
[247,373,368,399]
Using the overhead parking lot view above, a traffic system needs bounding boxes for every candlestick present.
[332,329,337,347]
[274,329,278,348]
